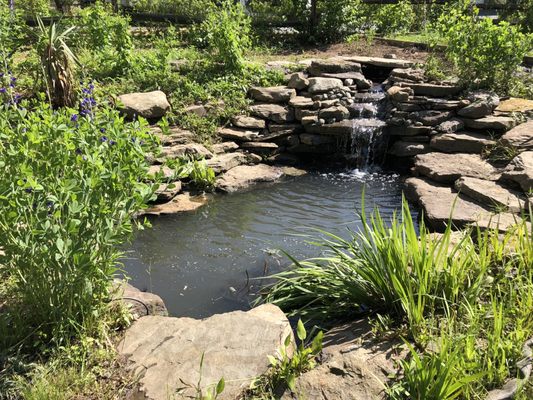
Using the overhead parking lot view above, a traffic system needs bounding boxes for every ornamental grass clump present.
[0,101,157,350]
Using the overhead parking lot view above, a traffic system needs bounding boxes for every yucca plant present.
[36,17,79,107]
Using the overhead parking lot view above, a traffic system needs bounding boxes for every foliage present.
[0,101,157,350]
[15,0,50,16]
[131,0,212,21]
[0,4,25,70]
[248,320,323,397]
[261,198,533,397]
[198,0,252,73]
[372,0,415,36]
[434,4,532,92]
[177,353,225,400]
[36,18,79,107]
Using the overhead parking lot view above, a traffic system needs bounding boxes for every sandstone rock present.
[308,77,344,94]
[299,134,336,146]
[389,68,425,83]
[147,165,175,181]
[150,127,195,146]
[495,97,533,113]
[185,104,207,117]
[405,177,493,231]
[217,164,284,193]
[119,305,292,400]
[414,153,500,183]
[427,98,462,111]
[501,151,533,192]
[240,141,279,155]
[218,127,259,142]
[249,86,296,103]
[320,72,372,89]
[301,116,319,126]
[250,104,295,123]
[348,103,378,118]
[472,212,531,233]
[268,123,303,134]
[500,120,533,150]
[410,110,454,127]
[287,72,309,90]
[307,119,386,136]
[154,181,182,203]
[159,143,213,161]
[344,55,415,69]
[288,96,314,109]
[231,115,266,130]
[430,132,495,154]
[118,91,170,119]
[399,83,461,97]
[211,142,239,154]
[282,320,399,400]
[295,108,319,121]
[351,92,386,103]
[389,141,430,157]
[142,193,209,216]
[455,177,525,213]
[113,281,168,318]
[307,58,362,76]
[462,115,516,131]
[387,86,411,102]
[435,118,464,133]
[319,105,350,121]
[206,152,260,174]
[458,98,498,119]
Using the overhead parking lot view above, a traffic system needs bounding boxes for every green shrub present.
[199,0,252,73]
[15,0,50,16]
[373,0,415,36]
[435,5,532,92]
[0,101,157,349]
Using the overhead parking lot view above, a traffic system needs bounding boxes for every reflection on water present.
[122,169,414,318]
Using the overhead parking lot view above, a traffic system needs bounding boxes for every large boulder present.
[217,164,284,192]
[249,86,296,103]
[458,95,499,119]
[413,152,500,183]
[118,91,170,119]
[119,304,292,400]
[501,151,533,192]
[307,77,344,94]
[500,120,533,151]
[430,132,495,154]
[282,320,400,400]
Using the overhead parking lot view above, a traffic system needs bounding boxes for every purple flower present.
[71,114,79,122]
[100,128,106,133]
[101,136,108,142]
[75,148,82,155]
[0,88,6,94]
[109,140,117,146]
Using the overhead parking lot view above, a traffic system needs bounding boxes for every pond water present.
[123,169,413,318]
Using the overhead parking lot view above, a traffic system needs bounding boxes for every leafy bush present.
[435,5,532,92]
[15,0,50,16]
[198,0,252,73]
[0,101,157,349]
[372,0,415,36]
[131,0,212,21]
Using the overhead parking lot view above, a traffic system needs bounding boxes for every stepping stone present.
[344,55,415,69]
[218,127,259,142]
[404,177,493,231]
[500,120,533,150]
[501,151,533,192]
[250,104,295,123]
[307,77,344,94]
[231,115,266,130]
[249,86,296,103]
[154,181,182,203]
[158,143,213,161]
[430,132,495,153]
[455,177,525,213]
[399,82,461,97]
[414,153,501,183]
[119,305,292,400]
[388,141,430,157]
[307,58,362,76]
[118,90,170,119]
[212,141,239,154]
[206,152,261,174]
[142,193,209,216]
[462,115,516,131]
[217,164,284,193]
[495,97,533,113]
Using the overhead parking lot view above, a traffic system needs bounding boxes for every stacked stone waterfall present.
[220,57,391,168]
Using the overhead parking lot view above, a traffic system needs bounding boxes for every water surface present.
[123,170,412,318]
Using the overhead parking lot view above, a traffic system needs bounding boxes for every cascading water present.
[346,85,389,169]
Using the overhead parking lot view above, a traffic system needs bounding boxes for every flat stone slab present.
[142,193,209,216]
[119,304,292,400]
[282,320,399,400]
[388,141,430,157]
[430,132,495,154]
[206,152,261,174]
[495,97,533,113]
[217,164,284,193]
[462,115,516,131]
[118,91,170,119]
[404,177,492,231]
[308,77,344,94]
[250,103,295,123]
[343,55,415,69]
[288,96,315,109]
[414,153,500,183]
[154,181,182,203]
[218,127,259,142]
[307,58,362,76]
[501,151,533,192]
[249,86,296,103]
[150,127,195,146]
[399,82,461,97]
[147,165,175,181]
[158,143,213,161]
[211,141,239,154]
[455,177,525,213]
[500,120,533,150]
[231,115,266,130]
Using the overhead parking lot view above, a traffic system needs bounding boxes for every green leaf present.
[216,377,225,395]
[296,319,307,341]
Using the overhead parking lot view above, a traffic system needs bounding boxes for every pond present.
[123,169,414,318]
